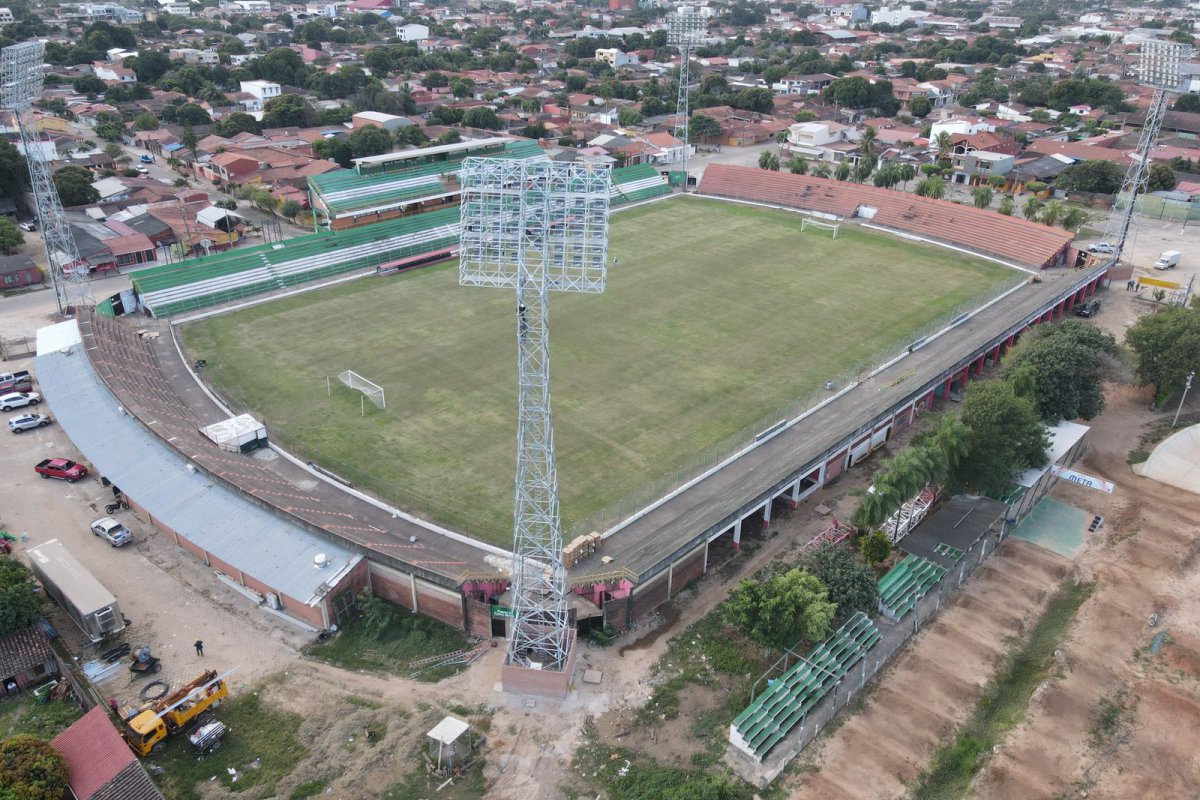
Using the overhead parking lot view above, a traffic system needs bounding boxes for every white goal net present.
[335,370,386,412]
[801,218,840,239]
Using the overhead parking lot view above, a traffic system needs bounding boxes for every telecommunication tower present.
[1,41,93,314]
[1101,40,1192,262]
[459,158,610,686]
[669,7,705,191]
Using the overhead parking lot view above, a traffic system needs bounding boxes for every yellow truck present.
[124,669,229,756]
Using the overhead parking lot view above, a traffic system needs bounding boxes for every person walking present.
[194,639,204,657]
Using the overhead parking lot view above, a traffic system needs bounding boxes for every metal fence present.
[743,522,1006,785]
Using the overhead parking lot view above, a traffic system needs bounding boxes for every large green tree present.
[347,124,393,158]
[1006,320,1120,422]
[0,560,42,636]
[801,543,877,621]
[1146,163,1177,192]
[1056,159,1124,194]
[217,112,261,137]
[0,140,28,203]
[262,94,317,129]
[1126,306,1200,404]
[955,381,1049,495]
[53,166,100,207]
[725,568,835,649]
[0,736,68,800]
[461,106,501,130]
[688,113,721,140]
[0,217,24,255]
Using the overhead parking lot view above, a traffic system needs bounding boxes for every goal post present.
[801,218,840,239]
[330,370,385,415]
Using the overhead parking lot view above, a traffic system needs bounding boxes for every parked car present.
[1075,298,1101,318]
[8,413,51,433]
[18,220,36,232]
[139,154,154,164]
[90,517,133,547]
[35,458,88,482]
[0,391,40,411]
[1087,242,1116,254]
[0,376,33,394]
[136,166,150,175]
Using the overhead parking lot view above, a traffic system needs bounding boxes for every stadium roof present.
[35,322,362,606]
[309,139,547,220]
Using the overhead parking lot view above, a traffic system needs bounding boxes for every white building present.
[395,22,430,42]
[0,8,13,25]
[92,62,137,83]
[869,4,929,26]
[928,117,996,146]
[224,0,271,13]
[595,48,639,68]
[239,80,281,103]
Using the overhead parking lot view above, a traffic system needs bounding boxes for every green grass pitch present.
[181,197,1017,546]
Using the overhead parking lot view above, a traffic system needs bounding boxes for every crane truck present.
[123,669,229,756]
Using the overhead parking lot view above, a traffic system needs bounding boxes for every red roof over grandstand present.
[698,164,1075,270]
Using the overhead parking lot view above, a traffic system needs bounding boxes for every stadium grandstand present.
[698,164,1074,271]
[128,207,459,318]
[308,137,547,231]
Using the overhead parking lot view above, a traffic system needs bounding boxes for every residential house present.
[0,626,57,695]
[239,80,282,108]
[772,73,837,95]
[395,22,430,42]
[254,29,290,48]
[52,707,166,800]
[0,255,41,290]
[351,111,411,132]
[595,48,638,68]
[92,61,137,83]
[781,120,854,162]
[0,8,14,24]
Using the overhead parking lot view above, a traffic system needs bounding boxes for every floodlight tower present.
[1101,40,1193,262]
[668,6,705,191]
[459,158,610,689]
[1,41,93,315]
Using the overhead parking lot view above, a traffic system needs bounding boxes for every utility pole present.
[1173,371,1194,428]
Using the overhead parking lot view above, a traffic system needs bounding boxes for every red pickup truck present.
[35,458,89,482]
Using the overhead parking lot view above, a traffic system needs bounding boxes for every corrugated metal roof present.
[35,337,361,607]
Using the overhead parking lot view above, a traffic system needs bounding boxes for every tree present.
[801,543,877,621]
[1040,199,1064,226]
[217,112,261,137]
[1056,159,1124,194]
[53,166,99,207]
[1147,163,1177,192]
[972,186,994,209]
[859,125,877,167]
[725,568,836,649]
[955,380,1048,495]
[897,163,915,190]
[176,103,212,126]
[461,106,501,130]
[834,161,852,181]
[998,194,1015,215]
[909,95,932,118]
[0,735,68,800]
[688,113,721,141]
[811,162,832,179]
[279,199,302,220]
[1175,93,1200,114]
[700,72,727,95]
[262,94,317,129]
[253,47,308,86]
[1126,307,1200,404]
[0,140,28,203]
[860,530,892,566]
[854,160,873,183]
[180,124,199,159]
[915,176,945,199]
[348,125,393,158]
[0,217,23,255]
[1005,320,1120,421]
[0,560,42,636]
[787,156,808,175]
[617,106,643,127]
[758,151,780,171]
[873,163,900,188]
[72,74,106,96]
[1060,207,1088,231]
[133,112,159,131]
[1023,196,1043,221]
[987,173,1007,190]
[934,131,953,163]
[132,49,171,83]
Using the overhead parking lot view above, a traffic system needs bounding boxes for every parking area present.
[0,360,306,703]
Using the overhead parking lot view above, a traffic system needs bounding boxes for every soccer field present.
[181,197,1018,546]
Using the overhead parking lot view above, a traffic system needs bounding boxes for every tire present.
[40,473,49,479]
[12,428,22,434]
[0,406,10,411]
[27,399,38,406]
[38,421,49,427]
[151,741,165,754]
[152,662,161,673]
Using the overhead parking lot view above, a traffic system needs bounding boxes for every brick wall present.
[414,579,464,630]
[671,543,706,594]
[368,562,416,612]
[465,597,493,637]
[631,571,668,621]
[604,593,631,631]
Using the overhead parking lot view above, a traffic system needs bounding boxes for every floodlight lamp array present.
[667,7,706,46]
[458,158,611,294]
[1138,40,1192,91]
[0,41,44,110]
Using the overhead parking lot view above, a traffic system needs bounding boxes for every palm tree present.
[1023,196,1044,221]
[834,161,852,181]
[972,186,994,209]
[874,163,899,189]
[758,151,781,171]
[915,175,946,199]
[787,156,809,175]
[854,160,873,183]
[811,162,832,179]
[1040,199,1064,227]
[859,125,877,169]
[852,484,899,531]
[998,195,1015,216]
[898,163,916,191]
[935,131,953,164]
[926,414,970,482]
[1060,207,1089,232]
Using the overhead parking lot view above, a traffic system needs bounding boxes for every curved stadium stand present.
[697,164,1075,271]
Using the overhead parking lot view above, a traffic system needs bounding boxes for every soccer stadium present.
[40,141,1105,645]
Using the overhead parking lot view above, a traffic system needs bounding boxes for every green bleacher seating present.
[611,164,670,206]
[730,612,881,761]
[877,554,947,620]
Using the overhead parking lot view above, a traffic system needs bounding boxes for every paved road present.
[573,260,1107,581]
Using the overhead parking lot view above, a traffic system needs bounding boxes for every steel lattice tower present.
[1101,40,1192,263]
[459,159,610,676]
[1,42,93,314]
[669,7,705,191]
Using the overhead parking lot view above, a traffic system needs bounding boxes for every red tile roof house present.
[52,706,165,800]
[0,626,58,693]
